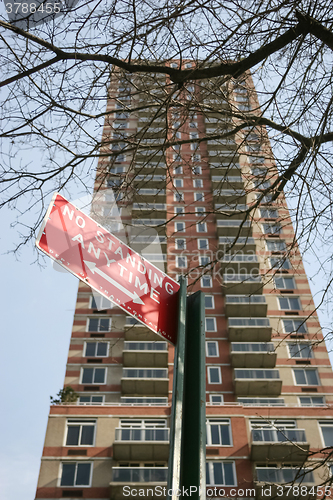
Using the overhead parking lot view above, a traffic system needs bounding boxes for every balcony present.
[220,254,259,273]
[218,236,256,253]
[251,428,309,461]
[225,295,267,317]
[255,467,315,500]
[217,219,252,237]
[110,467,168,499]
[121,368,168,395]
[230,343,276,368]
[223,274,263,295]
[228,318,272,342]
[213,189,247,204]
[211,176,244,188]
[113,428,169,461]
[233,369,282,395]
[123,341,168,367]
[124,320,162,341]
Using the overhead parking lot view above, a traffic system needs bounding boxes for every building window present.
[174,179,183,188]
[174,192,184,202]
[193,179,203,188]
[197,222,207,233]
[79,395,104,404]
[299,396,325,406]
[274,277,295,289]
[206,341,219,357]
[206,419,232,446]
[195,207,205,216]
[194,192,205,201]
[206,461,236,486]
[201,275,212,288]
[238,397,285,406]
[293,369,319,386]
[65,420,96,446]
[81,367,106,385]
[278,297,301,311]
[87,318,111,332]
[174,166,183,174]
[176,256,187,269]
[175,239,186,250]
[320,421,333,447]
[288,343,313,359]
[175,222,185,232]
[205,317,217,331]
[200,256,210,266]
[60,462,92,487]
[270,257,291,270]
[192,165,202,175]
[262,223,282,235]
[192,154,201,162]
[208,367,222,384]
[173,154,182,162]
[198,239,209,249]
[174,206,185,216]
[85,342,108,357]
[205,295,215,309]
[282,319,307,334]
[90,295,112,309]
[209,394,224,405]
[260,208,279,219]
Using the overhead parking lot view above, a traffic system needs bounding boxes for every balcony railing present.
[112,467,168,483]
[124,341,168,351]
[221,254,258,262]
[229,318,270,327]
[252,428,306,443]
[114,428,169,442]
[256,467,314,484]
[234,369,280,379]
[217,220,251,227]
[226,295,265,304]
[122,369,168,378]
[224,274,261,282]
[231,343,274,353]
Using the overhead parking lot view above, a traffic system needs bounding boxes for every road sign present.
[36,193,180,344]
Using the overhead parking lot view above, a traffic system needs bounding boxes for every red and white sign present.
[36,193,180,344]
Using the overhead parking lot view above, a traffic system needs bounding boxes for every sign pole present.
[167,277,187,500]
[167,283,206,500]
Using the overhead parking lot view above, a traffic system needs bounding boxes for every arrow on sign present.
[83,260,145,305]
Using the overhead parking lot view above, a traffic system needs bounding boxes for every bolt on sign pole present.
[167,277,187,500]
[167,282,206,500]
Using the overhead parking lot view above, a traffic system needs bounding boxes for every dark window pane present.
[209,368,220,383]
[82,368,93,384]
[224,463,235,485]
[307,370,319,385]
[97,343,108,356]
[75,463,91,486]
[81,425,95,445]
[220,425,231,445]
[206,463,210,484]
[85,343,96,357]
[79,396,90,403]
[99,319,110,331]
[61,463,76,486]
[93,368,105,383]
[88,318,98,331]
[66,426,80,445]
[92,396,103,403]
[91,297,98,309]
[213,462,223,485]
[210,425,220,445]
[294,370,306,385]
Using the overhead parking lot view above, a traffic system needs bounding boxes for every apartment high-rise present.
[35,63,333,499]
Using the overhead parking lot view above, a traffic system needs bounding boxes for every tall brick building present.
[35,63,333,499]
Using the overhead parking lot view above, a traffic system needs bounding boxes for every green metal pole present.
[167,277,187,500]
[180,291,206,499]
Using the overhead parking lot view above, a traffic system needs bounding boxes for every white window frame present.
[288,342,313,359]
[174,178,183,188]
[192,165,202,175]
[205,295,215,309]
[198,239,209,250]
[282,318,307,334]
[176,256,187,269]
[200,256,210,266]
[274,276,296,289]
[270,257,291,270]
[59,462,93,487]
[87,317,112,332]
[193,179,203,188]
[201,275,212,288]
[194,192,205,201]
[80,367,107,385]
[206,419,232,446]
[175,222,185,232]
[197,222,207,233]
[84,341,109,358]
[208,366,222,384]
[195,207,205,216]
[175,238,186,250]
[90,295,112,310]
[174,206,185,216]
[174,192,184,202]
[209,394,224,405]
[298,396,325,407]
[319,421,333,447]
[173,166,183,175]
[205,317,217,332]
[78,395,105,405]
[206,461,236,486]
[293,368,319,386]
[64,419,96,447]
[206,340,219,357]
[278,296,301,311]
